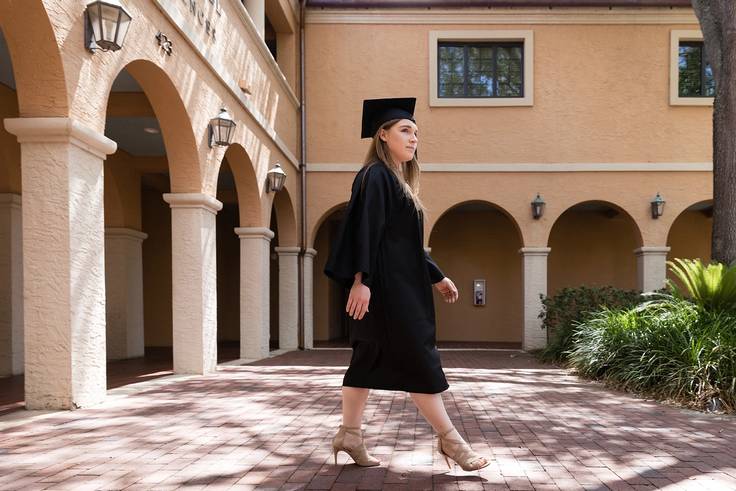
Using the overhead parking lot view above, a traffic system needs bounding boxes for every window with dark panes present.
[678,41,715,97]
[438,42,523,98]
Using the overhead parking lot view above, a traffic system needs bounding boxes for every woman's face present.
[379,119,418,164]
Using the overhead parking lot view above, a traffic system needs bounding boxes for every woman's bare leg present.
[342,387,370,427]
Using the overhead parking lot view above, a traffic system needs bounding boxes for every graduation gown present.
[324,161,449,394]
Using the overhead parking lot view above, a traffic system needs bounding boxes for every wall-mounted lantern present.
[85,0,132,53]
[208,108,236,147]
[651,192,665,219]
[531,193,545,219]
[266,163,287,193]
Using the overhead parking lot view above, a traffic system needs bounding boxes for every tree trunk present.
[692,0,736,265]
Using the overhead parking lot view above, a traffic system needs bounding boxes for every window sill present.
[430,96,533,107]
[669,96,713,107]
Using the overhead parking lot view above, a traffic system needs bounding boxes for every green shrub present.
[538,286,643,362]
[567,294,736,412]
[667,258,736,314]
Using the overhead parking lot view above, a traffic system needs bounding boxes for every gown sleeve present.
[424,249,445,284]
[324,164,390,289]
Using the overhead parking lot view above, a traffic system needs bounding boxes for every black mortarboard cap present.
[361,97,416,139]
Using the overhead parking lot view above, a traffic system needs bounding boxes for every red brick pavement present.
[0,349,734,490]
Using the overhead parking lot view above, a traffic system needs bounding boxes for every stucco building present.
[0,0,713,410]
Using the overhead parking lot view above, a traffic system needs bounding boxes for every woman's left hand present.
[434,277,458,303]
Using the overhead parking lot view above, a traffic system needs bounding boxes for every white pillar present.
[0,194,22,376]
[163,193,222,375]
[634,246,671,292]
[303,248,317,350]
[519,247,551,352]
[105,228,147,360]
[4,117,116,409]
[275,246,300,350]
[236,227,274,360]
[243,0,265,39]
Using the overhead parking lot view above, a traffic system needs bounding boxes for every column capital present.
[304,248,317,258]
[519,247,551,256]
[4,117,117,159]
[235,227,275,240]
[163,193,223,214]
[274,246,301,256]
[105,227,148,242]
[633,246,671,256]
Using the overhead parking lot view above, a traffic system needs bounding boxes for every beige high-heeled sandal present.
[331,425,381,467]
[437,427,490,471]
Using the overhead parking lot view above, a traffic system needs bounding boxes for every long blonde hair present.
[362,119,426,214]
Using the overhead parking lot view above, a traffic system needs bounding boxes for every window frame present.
[429,30,534,107]
[670,30,714,106]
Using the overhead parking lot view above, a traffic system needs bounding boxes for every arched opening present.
[666,200,713,282]
[0,25,23,415]
[313,204,349,347]
[269,187,298,351]
[102,61,201,386]
[429,201,523,348]
[548,201,643,294]
[215,158,241,363]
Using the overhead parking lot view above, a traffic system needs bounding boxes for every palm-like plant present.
[666,258,736,313]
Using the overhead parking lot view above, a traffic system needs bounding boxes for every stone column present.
[236,227,274,360]
[519,247,551,352]
[163,193,222,375]
[634,246,671,292]
[275,246,300,350]
[303,248,317,350]
[105,228,147,360]
[243,0,265,39]
[0,194,22,376]
[4,117,116,409]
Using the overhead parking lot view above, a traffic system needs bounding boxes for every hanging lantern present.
[85,0,132,53]
[267,163,287,192]
[531,193,546,219]
[208,108,236,147]
[650,192,665,219]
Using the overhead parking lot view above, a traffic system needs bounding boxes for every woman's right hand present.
[346,278,371,320]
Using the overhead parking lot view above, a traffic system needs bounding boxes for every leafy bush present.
[667,258,736,314]
[567,293,736,412]
[538,286,643,362]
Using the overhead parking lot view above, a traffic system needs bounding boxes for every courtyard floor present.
[0,349,734,490]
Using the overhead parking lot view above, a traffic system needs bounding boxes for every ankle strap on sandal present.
[438,426,455,439]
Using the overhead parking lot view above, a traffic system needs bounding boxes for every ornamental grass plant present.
[563,259,736,413]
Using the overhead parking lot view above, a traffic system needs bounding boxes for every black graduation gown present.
[324,162,449,394]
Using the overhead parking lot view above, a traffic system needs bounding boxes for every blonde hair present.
[362,119,426,214]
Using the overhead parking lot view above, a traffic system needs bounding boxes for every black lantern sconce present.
[208,108,236,148]
[651,192,665,219]
[531,193,546,219]
[85,0,132,53]
[266,163,287,193]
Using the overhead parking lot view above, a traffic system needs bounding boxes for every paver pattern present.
[0,350,734,490]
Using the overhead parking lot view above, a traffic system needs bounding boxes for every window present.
[438,42,524,98]
[678,41,714,97]
[670,30,713,106]
[429,30,533,107]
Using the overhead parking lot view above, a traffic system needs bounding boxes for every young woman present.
[324,98,489,472]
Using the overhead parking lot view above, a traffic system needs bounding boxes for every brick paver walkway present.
[0,350,734,490]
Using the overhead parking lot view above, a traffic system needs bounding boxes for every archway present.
[666,200,713,283]
[429,201,524,347]
[547,201,643,294]
[312,204,349,346]
[102,60,200,384]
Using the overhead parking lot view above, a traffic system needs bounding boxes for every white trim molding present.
[669,29,714,107]
[306,8,699,25]
[163,193,224,214]
[429,30,533,107]
[306,162,713,172]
